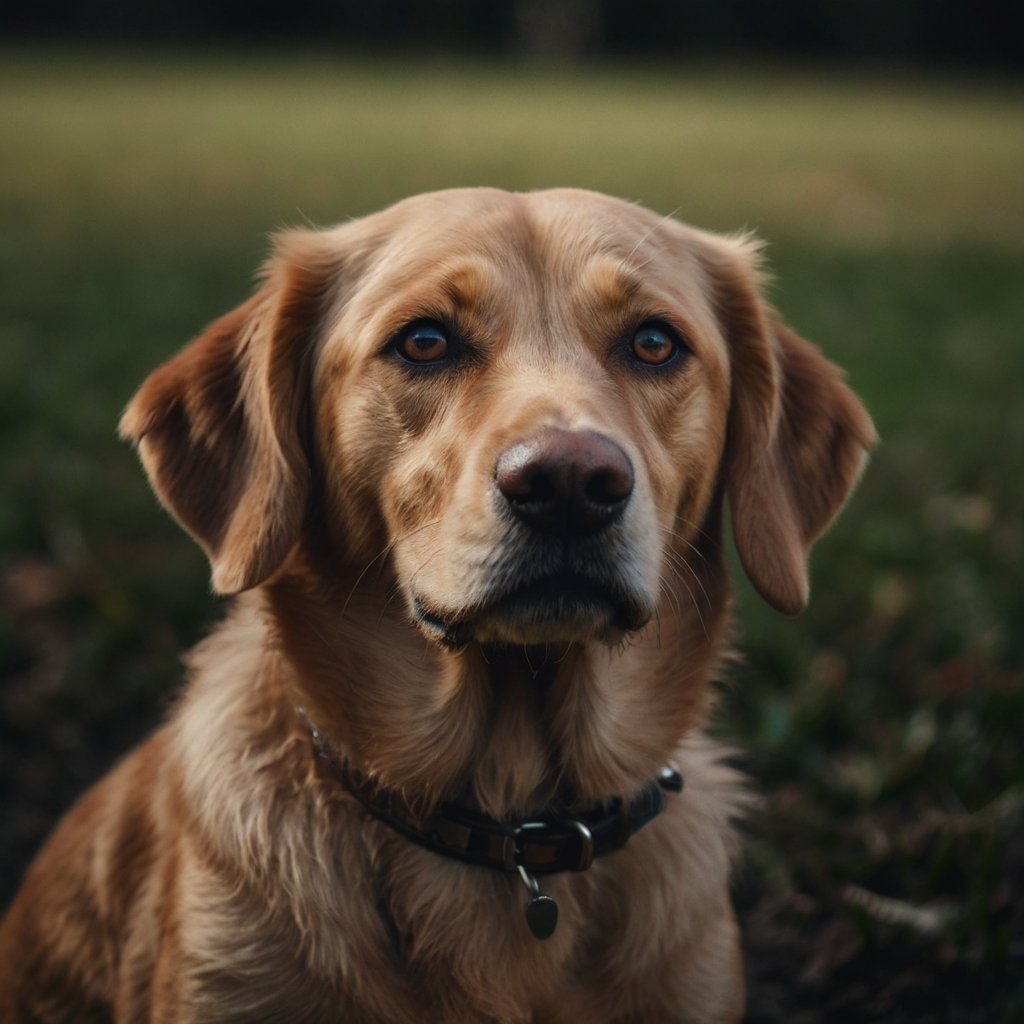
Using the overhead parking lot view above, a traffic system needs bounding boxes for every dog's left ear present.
[704,237,877,614]
[120,232,337,594]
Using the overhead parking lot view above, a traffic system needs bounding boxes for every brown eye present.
[631,323,678,366]
[398,322,449,364]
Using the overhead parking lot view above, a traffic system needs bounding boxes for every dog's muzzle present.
[414,428,653,646]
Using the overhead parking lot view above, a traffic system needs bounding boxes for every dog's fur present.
[0,188,875,1023]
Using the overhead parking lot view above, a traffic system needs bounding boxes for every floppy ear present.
[120,232,336,594]
[708,240,877,614]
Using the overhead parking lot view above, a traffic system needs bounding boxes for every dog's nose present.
[495,428,634,536]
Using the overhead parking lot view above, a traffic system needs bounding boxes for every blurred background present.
[1,4,1021,1021]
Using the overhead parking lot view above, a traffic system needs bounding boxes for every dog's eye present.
[631,323,679,366]
[398,322,449,364]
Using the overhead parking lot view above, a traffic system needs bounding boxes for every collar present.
[314,739,683,877]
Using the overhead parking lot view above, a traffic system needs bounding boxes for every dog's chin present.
[472,599,622,646]
[413,576,651,648]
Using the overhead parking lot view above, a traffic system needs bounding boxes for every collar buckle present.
[512,818,595,873]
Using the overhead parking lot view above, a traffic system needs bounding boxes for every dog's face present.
[311,191,739,648]
[121,189,874,801]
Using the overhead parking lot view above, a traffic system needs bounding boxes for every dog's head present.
[121,189,874,800]
[123,188,872,633]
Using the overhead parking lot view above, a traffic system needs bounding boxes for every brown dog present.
[0,189,874,1022]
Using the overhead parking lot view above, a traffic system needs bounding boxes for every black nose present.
[494,428,634,537]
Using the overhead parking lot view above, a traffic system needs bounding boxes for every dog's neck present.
[263,549,729,820]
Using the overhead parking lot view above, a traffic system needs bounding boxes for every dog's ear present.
[705,238,876,614]
[120,231,337,594]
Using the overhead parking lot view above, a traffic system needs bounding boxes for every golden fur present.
[0,188,875,1023]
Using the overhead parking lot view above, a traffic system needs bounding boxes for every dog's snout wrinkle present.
[495,428,634,537]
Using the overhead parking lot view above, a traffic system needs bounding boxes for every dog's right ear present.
[120,232,339,595]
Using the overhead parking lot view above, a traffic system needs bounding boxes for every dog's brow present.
[369,262,497,342]
[440,264,492,312]
[585,260,644,304]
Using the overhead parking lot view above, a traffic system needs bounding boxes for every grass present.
[1,47,1022,1021]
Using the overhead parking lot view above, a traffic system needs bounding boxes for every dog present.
[0,188,874,1023]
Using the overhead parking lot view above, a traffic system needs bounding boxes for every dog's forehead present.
[373,188,685,270]
[328,188,713,336]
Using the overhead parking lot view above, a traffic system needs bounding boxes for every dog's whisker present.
[659,526,710,565]
[661,545,714,616]
[676,573,711,642]
[654,506,718,561]
[656,557,710,643]
[377,583,407,629]
[650,603,664,648]
[656,571,684,624]
[341,517,445,621]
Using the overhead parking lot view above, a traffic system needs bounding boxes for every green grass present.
[1,47,1022,1021]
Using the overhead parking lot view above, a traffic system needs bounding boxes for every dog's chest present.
[183,833,627,1024]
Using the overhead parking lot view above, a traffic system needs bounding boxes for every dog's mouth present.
[413,570,651,648]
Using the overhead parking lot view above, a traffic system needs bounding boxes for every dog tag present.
[525,893,559,940]
[518,865,558,940]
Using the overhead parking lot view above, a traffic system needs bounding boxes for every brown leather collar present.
[315,740,683,877]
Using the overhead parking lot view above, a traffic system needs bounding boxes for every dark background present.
[3,0,1022,68]
[1,4,1022,1022]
